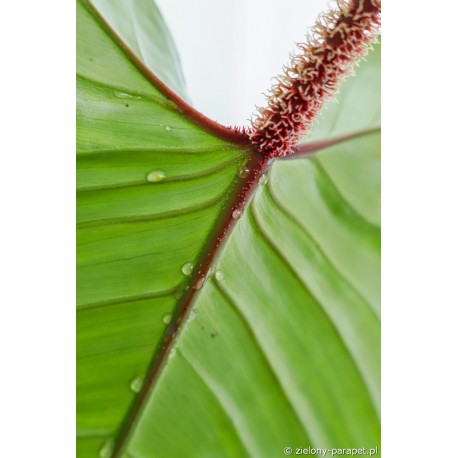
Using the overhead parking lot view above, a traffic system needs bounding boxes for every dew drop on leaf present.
[258,173,268,185]
[164,125,172,131]
[215,270,224,281]
[232,209,242,219]
[146,170,166,183]
[99,439,114,458]
[114,91,141,100]
[129,376,144,393]
[162,313,173,325]
[181,262,194,276]
[238,166,250,178]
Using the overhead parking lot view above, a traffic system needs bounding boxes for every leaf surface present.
[123,132,381,457]
[90,0,188,101]
[76,1,380,457]
[77,1,249,455]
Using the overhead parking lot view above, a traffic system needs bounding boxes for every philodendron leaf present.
[76,1,380,457]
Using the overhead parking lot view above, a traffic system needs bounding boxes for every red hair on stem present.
[249,0,381,158]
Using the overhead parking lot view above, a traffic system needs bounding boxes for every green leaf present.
[307,43,381,141]
[76,1,380,457]
[90,0,188,101]
[77,1,249,455]
[122,132,381,457]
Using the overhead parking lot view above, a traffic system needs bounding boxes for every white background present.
[1,1,458,457]
[156,0,328,126]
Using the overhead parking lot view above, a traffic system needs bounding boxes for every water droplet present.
[162,313,172,325]
[99,439,114,458]
[232,209,242,219]
[181,262,194,276]
[169,347,176,358]
[238,166,250,178]
[215,270,224,281]
[258,173,268,185]
[146,169,166,183]
[129,376,143,393]
[164,125,172,131]
[114,91,141,100]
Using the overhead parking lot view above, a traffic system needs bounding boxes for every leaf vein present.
[265,183,379,322]
[77,287,176,312]
[212,279,313,446]
[248,203,378,415]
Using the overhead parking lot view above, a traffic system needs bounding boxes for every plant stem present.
[249,0,381,158]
